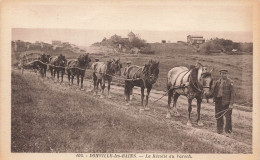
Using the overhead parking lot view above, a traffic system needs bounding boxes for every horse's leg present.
[124,80,128,101]
[61,70,64,83]
[141,87,145,107]
[166,89,173,119]
[187,98,193,126]
[144,85,152,110]
[80,74,84,90]
[77,74,80,87]
[50,67,53,77]
[57,70,60,82]
[130,87,133,101]
[124,81,130,105]
[196,97,203,126]
[44,66,47,77]
[93,74,97,95]
[173,93,180,116]
[71,74,74,85]
[95,79,101,95]
[53,69,56,81]
[100,77,105,98]
[107,79,112,98]
[68,70,71,85]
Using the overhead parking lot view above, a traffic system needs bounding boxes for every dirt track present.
[14,69,252,153]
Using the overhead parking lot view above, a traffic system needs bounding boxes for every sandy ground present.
[14,68,252,153]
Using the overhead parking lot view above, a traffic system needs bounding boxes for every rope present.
[215,108,232,120]
[152,89,170,103]
[37,60,87,71]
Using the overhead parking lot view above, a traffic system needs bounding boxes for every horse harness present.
[171,68,205,98]
[172,69,190,93]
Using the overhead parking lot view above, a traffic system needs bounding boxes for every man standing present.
[212,69,234,135]
[123,61,132,76]
[124,61,133,101]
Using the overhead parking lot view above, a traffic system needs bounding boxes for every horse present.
[92,58,122,98]
[49,54,67,83]
[67,53,91,89]
[166,63,213,126]
[124,59,159,109]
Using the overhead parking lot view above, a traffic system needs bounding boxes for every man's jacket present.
[212,78,234,106]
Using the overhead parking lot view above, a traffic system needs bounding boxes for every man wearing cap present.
[123,61,132,76]
[212,69,234,135]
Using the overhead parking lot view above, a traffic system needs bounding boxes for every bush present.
[131,37,147,49]
[199,38,253,54]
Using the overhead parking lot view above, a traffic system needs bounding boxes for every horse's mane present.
[105,60,113,74]
[78,54,89,66]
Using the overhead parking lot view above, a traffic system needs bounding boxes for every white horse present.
[166,63,213,126]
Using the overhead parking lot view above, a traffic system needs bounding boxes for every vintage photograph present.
[1,0,259,158]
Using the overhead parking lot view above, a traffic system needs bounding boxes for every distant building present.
[162,40,166,43]
[52,40,62,46]
[187,35,205,45]
[128,31,135,42]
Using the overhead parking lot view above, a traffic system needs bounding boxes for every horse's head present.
[46,54,51,63]
[201,72,213,99]
[107,58,122,76]
[142,59,159,84]
[195,63,213,98]
[78,53,91,67]
[58,54,67,66]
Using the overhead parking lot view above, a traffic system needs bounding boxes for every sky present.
[10,0,253,46]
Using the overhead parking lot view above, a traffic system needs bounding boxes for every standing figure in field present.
[124,59,159,109]
[123,61,134,101]
[67,53,91,90]
[38,53,51,77]
[166,63,213,126]
[211,69,234,134]
[49,54,67,83]
[92,58,122,98]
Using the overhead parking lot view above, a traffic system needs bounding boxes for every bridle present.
[107,60,121,76]
[190,71,212,93]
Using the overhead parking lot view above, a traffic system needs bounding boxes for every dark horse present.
[92,58,122,98]
[67,53,91,89]
[166,63,213,126]
[37,53,51,77]
[124,59,159,110]
[49,54,67,83]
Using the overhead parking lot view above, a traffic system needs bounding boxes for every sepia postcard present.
[0,0,259,160]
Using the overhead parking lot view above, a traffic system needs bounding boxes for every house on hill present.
[187,35,205,45]
[128,31,135,42]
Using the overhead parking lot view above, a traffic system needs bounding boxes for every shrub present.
[199,38,253,55]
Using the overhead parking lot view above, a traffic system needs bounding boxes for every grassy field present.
[90,43,252,106]
[12,71,229,153]
[12,43,252,106]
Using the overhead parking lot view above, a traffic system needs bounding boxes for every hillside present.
[11,40,87,66]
